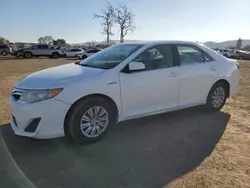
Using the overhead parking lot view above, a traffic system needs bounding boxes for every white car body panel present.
[119,66,180,118]
[9,41,240,139]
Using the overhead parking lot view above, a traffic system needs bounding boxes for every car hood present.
[15,63,105,89]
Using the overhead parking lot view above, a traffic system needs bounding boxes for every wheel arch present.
[63,93,119,136]
[208,79,230,98]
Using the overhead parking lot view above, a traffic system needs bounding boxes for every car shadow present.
[0,108,230,188]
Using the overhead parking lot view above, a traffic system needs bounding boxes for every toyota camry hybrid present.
[9,41,240,143]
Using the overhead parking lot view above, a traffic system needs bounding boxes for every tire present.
[82,55,87,60]
[66,97,116,143]
[52,53,59,59]
[205,82,227,112]
[1,51,7,56]
[24,52,32,59]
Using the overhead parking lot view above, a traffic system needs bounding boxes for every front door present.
[176,45,217,107]
[119,44,180,119]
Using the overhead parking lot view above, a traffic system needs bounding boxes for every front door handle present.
[168,72,178,77]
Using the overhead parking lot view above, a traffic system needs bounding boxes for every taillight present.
[236,61,240,69]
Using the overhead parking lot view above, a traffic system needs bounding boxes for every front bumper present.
[9,96,71,139]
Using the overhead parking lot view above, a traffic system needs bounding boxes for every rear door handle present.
[168,72,178,77]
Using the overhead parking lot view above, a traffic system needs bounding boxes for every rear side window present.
[177,45,214,65]
[87,50,95,53]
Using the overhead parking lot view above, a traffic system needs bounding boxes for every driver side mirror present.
[128,61,145,71]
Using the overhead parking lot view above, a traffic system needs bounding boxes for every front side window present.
[79,44,144,69]
[133,45,174,70]
[38,45,48,49]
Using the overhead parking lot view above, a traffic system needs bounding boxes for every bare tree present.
[94,1,115,46]
[85,41,96,48]
[114,3,136,43]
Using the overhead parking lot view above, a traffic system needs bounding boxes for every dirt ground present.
[0,56,249,188]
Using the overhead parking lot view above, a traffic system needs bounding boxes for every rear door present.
[176,44,217,107]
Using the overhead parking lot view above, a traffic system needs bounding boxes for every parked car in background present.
[235,50,250,60]
[13,44,65,59]
[217,49,239,59]
[0,44,12,56]
[9,41,240,143]
[64,48,84,57]
[77,49,100,60]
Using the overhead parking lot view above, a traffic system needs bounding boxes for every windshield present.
[79,44,144,69]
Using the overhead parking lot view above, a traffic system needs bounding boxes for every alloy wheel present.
[80,106,109,138]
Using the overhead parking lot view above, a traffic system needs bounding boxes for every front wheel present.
[82,55,87,60]
[24,52,32,58]
[205,83,227,112]
[66,97,116,143]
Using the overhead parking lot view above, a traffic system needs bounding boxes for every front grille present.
[24,118,41,133]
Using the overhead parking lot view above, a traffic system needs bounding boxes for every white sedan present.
[64,48,84,57]
[77,49,100,60]
[9,41,240,143]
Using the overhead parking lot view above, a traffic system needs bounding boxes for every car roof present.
[118,40,199,46]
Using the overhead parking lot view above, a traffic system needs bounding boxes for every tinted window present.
[38,45,48,49]
[134,45,174,70]
[0,45,7,49]
[87,50,95,53]
[71,49,81,52]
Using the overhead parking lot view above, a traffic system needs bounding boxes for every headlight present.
[20,88,63,103]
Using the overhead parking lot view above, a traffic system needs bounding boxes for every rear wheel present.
[205,83,227,112]
[24,52,32,58]
[82,55,87,60]
[66,97,116,143]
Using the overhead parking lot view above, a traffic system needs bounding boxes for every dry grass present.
[0,57,250,187]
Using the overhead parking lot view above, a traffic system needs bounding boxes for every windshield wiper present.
[75,62,103,69]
